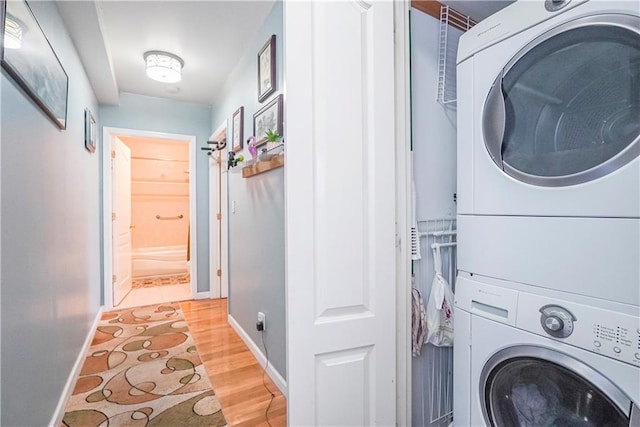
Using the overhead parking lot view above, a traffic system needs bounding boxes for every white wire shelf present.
[436,5,476,106]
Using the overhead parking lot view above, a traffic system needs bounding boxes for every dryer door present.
[480,345,636,427]
[482,14,640,187]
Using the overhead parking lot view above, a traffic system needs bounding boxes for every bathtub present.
[131,245,189,278]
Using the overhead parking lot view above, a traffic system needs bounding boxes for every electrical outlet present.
[257,312,266,330]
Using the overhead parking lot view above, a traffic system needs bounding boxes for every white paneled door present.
[112,137,132,306]
[285,1,397,425]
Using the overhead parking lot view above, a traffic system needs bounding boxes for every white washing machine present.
[455,0,640,305]
[453,273,640,427]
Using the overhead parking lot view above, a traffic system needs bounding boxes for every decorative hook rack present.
[200,139,227,155]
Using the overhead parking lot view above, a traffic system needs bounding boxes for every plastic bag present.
[425,271,454,346]
[425,247,454,346]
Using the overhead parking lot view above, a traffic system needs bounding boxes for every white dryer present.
[456,0,640,305]
[453,273,640,427]
[457,0,639,217]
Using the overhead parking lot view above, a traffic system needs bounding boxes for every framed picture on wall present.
[232,106,244,153]
[253,94,283,146]
[257,34,276,103]
[84,108,96,153]
[1,0,69,129]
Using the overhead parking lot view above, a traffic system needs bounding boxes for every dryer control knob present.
[539,305,576,338]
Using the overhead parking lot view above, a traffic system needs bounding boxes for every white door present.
[220,149,228,299]
[112,137,132,306]
[208,126,228,300]
[284,1,397,425]
[209,152,221,299]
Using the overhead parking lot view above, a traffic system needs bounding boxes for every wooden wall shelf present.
[242,154,284,178]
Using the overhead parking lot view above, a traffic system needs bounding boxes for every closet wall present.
[121,137,190,250]
[410,7,461,426]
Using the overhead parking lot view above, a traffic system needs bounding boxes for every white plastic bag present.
[425,246,454,347]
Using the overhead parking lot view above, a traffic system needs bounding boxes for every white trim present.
[102,127,198,311]
[227,314,288,397]
[394,1,412,425]
[209,121,227,300]
[195,291,211,300]
[49,307,103,427]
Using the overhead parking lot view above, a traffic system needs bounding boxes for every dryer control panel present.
[518,293,640,367]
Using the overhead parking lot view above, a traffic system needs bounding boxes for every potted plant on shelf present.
[265,128,281,150]
[258,129,283,161]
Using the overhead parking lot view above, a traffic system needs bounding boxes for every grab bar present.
[431,242,456,249]
[419,230,457,238]
[156,214,184,220]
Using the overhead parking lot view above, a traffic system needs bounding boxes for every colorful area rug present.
[132,274,190,289]
[62,303,226,427]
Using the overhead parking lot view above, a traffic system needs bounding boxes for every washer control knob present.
[539,305,576,338]
[545,0,570,12]
[594,341,602,348]
[544,316,564,332]
[614,347,622,354]
[635,353,640,360]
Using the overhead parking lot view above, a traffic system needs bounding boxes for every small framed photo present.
[1,0,69,129]
[253,94,283,146]
[257,34,276,103]
[84,108,96,153]
[232,106,244,153]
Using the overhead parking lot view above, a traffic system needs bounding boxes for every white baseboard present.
[195,291,211,300]
[50,306,103,427]
[227,314,288,397]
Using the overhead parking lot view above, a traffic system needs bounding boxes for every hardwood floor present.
[180,299,287,426]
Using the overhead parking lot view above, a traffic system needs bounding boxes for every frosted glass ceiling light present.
[144,51,183,83]
[4,15,23,49]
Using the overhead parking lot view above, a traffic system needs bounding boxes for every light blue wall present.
[411,10,459,222]
[210,1,285,379]
[100,93,212,293]
[1,2,101,425]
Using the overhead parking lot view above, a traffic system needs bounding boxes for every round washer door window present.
[481,354,630,427]
[482,14,640,187]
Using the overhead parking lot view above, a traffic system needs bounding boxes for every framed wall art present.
[253,94,283,146]
[257,34,276,103]
[84,108,96,153]
[1,0,69,129]
[231,106,244,153]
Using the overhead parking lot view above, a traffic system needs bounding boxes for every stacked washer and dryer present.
[453,0,640,426]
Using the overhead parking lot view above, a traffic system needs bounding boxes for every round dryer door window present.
[480,347,633,427]
[482,14,640,187]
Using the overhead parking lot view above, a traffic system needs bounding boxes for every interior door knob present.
[129,225,136,229]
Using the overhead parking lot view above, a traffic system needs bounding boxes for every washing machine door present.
[480,346,639,427]
[482,14,640,187]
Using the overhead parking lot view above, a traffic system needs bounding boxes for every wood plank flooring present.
[180,299,287,426]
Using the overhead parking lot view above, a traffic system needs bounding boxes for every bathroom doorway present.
[102,127,198,310]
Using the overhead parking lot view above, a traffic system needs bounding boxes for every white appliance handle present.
[482,74,506,170]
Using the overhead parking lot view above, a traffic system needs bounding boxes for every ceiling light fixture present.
[144,51,184,83]
[4,15,23,49]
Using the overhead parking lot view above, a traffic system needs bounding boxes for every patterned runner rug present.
[62,303,226,426]
[132,274,190,289]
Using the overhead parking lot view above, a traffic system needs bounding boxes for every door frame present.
[102,126,198,311]
[394,0,412,425]
[208,121,229,299]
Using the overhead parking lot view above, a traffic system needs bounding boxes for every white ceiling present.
[440,0,515,22]
[57,0,510,106]
[57,0,276,106]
